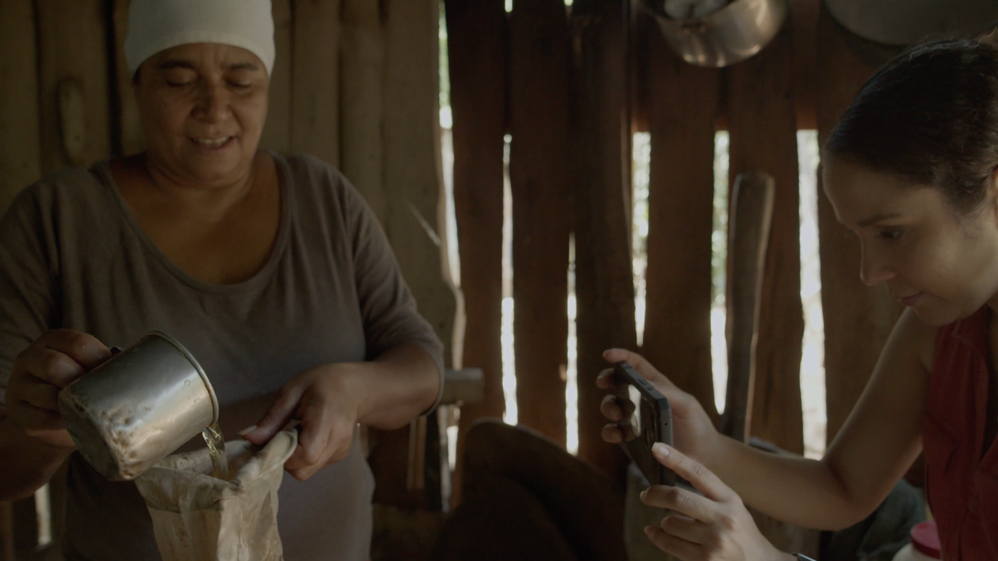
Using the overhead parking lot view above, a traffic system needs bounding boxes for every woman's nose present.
[859,244,894,286]
[194,82,230,122]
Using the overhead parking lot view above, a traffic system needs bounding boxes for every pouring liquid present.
[202,422,229,480]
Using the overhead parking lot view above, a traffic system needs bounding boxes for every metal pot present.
[824,0,998,47]
[58,332,219,481]
[643,0,789,68]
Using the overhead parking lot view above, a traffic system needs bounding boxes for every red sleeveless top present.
[925,307,998,559]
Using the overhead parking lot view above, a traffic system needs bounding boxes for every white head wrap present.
[124,0,275,78]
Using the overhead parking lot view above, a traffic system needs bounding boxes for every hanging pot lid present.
[823,0,998,47]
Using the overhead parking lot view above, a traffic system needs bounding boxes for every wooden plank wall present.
[509,0,571,447]
[570,0,637,482]
[638,12,720,427]
[727,22,805,454]
[443,0,507,483]
[444,0,915,494]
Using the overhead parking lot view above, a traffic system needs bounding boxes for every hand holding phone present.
[614,361,676,487]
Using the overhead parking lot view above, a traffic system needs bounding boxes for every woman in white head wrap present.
[0,1,444,560]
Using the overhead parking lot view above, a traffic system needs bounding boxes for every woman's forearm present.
[707,436,874,531]
[349,343,440,430]
[0,414,73,501]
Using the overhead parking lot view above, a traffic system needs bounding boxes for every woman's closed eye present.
[877,228,905,242]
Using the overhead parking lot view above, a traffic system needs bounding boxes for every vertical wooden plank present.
[112,0,144,157]
[341,0,388,224]
[370,0,458,508]
[721,173,775,441]
[291,0,341,167]
[639,13,720,426]
[12,498,36,553]
[571,0,635,482]
[791,0,819,130]
[444,0,507,446]
[0,501,12,561]
[815,6,897,443]
[36,0,112,174]
[0,0,40,213]
[259,0,293,153]
[727,24,804,454]
[509,0,571,446]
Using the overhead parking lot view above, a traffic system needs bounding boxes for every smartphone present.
[614,361,676,487]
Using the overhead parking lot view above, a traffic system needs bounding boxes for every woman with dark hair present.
[599,39,998,560]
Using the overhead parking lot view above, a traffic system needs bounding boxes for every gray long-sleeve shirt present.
[0,152,444,560]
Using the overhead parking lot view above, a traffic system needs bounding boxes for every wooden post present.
[444,0,508,496]
[814,6,899,443]
[369,0,459,510]
[638,12,720,425]
[509,0,571,447]
[726,22,805,454]
[721,172,775,442]
[341,0,388,224]
[291,0,341,167]
[0,501,12,561]
[111,0,144,157]
[259,0,293,154]
[0,0,40,213]
[36,0,111,174]
[570,0,635,482]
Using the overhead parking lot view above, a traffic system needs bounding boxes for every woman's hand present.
[242,364,362,481]
[6,329,112,449]
[642,443,793,561]
[597,348,720,466]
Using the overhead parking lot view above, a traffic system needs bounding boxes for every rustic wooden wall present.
[444,0,915,496]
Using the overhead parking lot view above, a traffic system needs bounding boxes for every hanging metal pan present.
[823,0,998,47]
[642,0,789,68]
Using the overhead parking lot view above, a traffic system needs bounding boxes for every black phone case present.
[614,362,676,487]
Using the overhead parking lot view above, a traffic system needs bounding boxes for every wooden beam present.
[444,0,507,431]
[727,22,805,454]
[0,501,12,561]
[36,0,111,174]
[570,0,635,483]
[341,0,388,224]
[509,0,571,447]
[111,0,143,157]
[721,172,775,441]
[814,5,899,443]
[291,0,341,167]
[0,0,40,213]
[638,12,720,426]
[791,0,819,130]
[259,0,293,154]
[370,0,458,510]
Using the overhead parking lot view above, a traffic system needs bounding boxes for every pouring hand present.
[597,348,720,467]
[242,363,361,481]
[6,329,111,449]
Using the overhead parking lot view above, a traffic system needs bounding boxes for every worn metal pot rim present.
[148,331,219,425]
[647,0,771,25]
[823,0,998,47]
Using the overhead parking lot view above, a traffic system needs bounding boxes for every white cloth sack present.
[135,429,297,561]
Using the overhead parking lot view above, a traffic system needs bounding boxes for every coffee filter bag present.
[134,429,298,561]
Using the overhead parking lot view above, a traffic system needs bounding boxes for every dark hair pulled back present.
[825,39,998,215]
